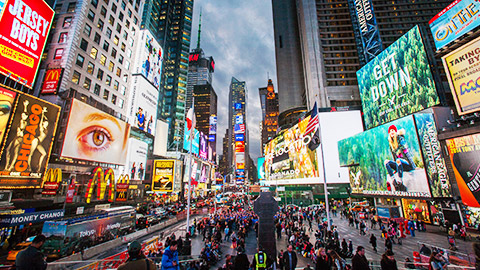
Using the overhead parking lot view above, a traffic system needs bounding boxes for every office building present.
[258,79,279,150]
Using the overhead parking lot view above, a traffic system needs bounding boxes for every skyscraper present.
[258,79,279,151]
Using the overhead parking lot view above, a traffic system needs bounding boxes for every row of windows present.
[71,69,124,108]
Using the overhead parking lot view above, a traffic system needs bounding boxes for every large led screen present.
[61,99,130,165]
[264,115,319,184]
[152,160,174,192]
[125,138,148,181]
[0,0,54,89]
[257,157,265,181]
[199,132,207,159]
[414,113,451,197]
[127,75,159,135]
[0,92,60,181]
[183,125,199,155]
[338,115,431,198]
[443,36,480,115]
[429,0,480,50]
[446,134,480,207]
[133,30,163,89]
[357,26,439,130]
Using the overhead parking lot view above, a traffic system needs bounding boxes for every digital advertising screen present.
[414,113,451,197]
[338,115,431,198]
[264,115,320,184]
[199,132,207,159]
[429,0,480,50]
[0,0,54,89]
[257,157,265,180]
[235,114,244,124]
[133,29,163,89]
[183,125,199,155]
[127,75,159,135]
[125,138,148,181]
[0,93,60,182]
[152,160,175,192]
[445,134,480,207]
[443,36,480,115]
[61,99,130,165]
[209,115,217,135]
[357,26,439,130]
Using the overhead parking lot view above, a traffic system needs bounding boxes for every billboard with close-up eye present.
[127,75,158,135]
[152,160,174,192]
[357,26,439,130]
[0,93,60,181]
[0,0,55,89]
[133,29,163,89]
[61,99,130,165]
[338,115,431,198]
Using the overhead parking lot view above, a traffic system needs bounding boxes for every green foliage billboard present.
[338,115,431,198]
[357,26,439,129]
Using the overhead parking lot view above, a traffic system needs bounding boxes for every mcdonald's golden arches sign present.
[41,68,63,94]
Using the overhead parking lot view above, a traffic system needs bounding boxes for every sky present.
[189,0,277,165]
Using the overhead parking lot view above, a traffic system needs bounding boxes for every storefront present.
[401,199,431,223]
[375,197,402,219]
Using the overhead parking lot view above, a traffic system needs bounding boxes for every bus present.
[41,206,136,259]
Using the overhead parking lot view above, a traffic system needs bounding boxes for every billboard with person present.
[133,29,163,89]
[152,160,175,192]
[125,138,148,181]
[338,115,431,198]
[127,76,158,135]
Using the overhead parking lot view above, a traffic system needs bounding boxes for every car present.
[7,236,35,261]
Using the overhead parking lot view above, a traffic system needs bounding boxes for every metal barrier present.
[416,240,475,267]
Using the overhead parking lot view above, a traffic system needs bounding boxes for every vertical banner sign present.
[115,183,129,202]
[65,183,75,203]
[414,113,451,197]
[347,0,383,64]
[445,134,480,207]
[41,68,63,94]
[152,160,174,192]
[0,87,16,144]
[0,0,55,88]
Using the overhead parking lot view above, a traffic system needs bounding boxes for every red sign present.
[65,183,75,203]
[116,183,129,202]
[41,68,63,94]
[41,181,59,195]
[235,141,245,152]
[0,0,55,88]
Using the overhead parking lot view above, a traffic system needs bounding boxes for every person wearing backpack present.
[118,241,157,270]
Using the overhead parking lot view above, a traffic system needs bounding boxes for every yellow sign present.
[152,160,175,192]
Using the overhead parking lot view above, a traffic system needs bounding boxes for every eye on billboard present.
[0,92,60,182]
[152,160,174,192]
[0,0,55,89]
[125,138,148,181]
[443,36,480,115]
[338,115,431,198]
[429,0,480,50]
[445,134,480,207]
[127,76,158,135]
[183,125,199,155]
[357,26,439,130]
[133,29,163,89]
[61,99,130,165]
[41,68,63,95]
[414,113,451,197]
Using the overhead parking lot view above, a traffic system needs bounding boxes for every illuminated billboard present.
[235,141,245,153]
[445,134,480,207]
[234,124,245,134]
[199,132,207,159]
[338,115,431,198]
[443,36,480,115]
[152,160,175,192]
[257,157,265,180]
[61,99,130,165]
[0,0,54,89]
[183,125,199,155]
[0,87,16,144]
[127,75,159,135]
[429,0,480,50]
[125,138,148,181]
[0,92,60,181]
[41,68,63,95]
[235,134,245,142]
[235,114,244,124]
[209,116,217,135]
[357,26,439,130]
[133,29,163,89]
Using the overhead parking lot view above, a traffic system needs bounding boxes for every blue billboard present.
[235,134,244,142]
[183,126,199,155]
[257,157,265,180]
[429,0,480,50]
[234,103,242,110]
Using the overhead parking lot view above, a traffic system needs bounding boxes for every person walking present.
[380,249,397,270]
[369,234,377,252]
[315,248,332,270]
[15,235,47,270]
[234,247,250,270]
[385,236,393,252]
[118,241,157,270]
[352,246,370,270]
[283,244,298,270]
[161,240,179,270]
[251,248,269,270]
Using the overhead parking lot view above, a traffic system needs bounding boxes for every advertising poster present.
[235,134,245,142]
[414,113,451,197]
[357,26,439,130]
[0,0,55,88]
[234,124,245,134]
[443,36,480,115]
[183,125,199,155]
[133,29,163,89]
[209,115,217,135]
[445,134,480,207]
[0,94,60,181]
[199,132,207,159]
[264,115,319,184]
[61,99,130,165]
[338,115,431,198]
[41,68,63,94]
[0,87,16,144]
[125,138,148,181]
[235,141,245,153]
[429,0,480,50]
[127,76,159,135]
[152,160,175,192]
[235,114,244,124]
[257,157,265,180]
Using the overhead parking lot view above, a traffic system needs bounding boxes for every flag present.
[304,102,319,135]
[308,128,321,151]
[186,99,196,141]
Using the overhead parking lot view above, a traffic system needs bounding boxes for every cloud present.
[191,0,277,165]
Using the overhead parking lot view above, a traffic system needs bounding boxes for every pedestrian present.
[385,236,393,252]
[251,248,269,270]
[352,246,370,270]
[118,241,157,270]
[369,234,377,252]
[380,249,397,270]
[348,240,353,255]
[315,247,332,270]
[278,249,284,270]
[404,257,416,269]
[429,251,447,270]
[283,244,298,270]
[15,234,47,270]
[234,247,250,270]
[161,240,179,270]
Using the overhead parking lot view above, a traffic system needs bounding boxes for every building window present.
[116,67,121,77]
[58,32,68,43]
[125,19,130,28]
[94,33,101,44]
[124,60,130,70]
[120,85,126,95]
[104,0,109,4]
[63,17,72,27]
[126,48,132,58]
[100,6,107,17]
[72,70,81,84]
[91,0,98,8]
[108,61,114,71]
[119,12,124,21]
[109,15,115,26]
[54,3,62,13]
[127,9,132,18]
[90,47,98,59]
[116,23,122,33]
[120,42,125,52]
[87,10,95,21]
[113,80,119,90]
[118,54,123,64]
[84,24,92,36]
[106,28,112,39]
[94,84,101,95]
[118,98,124,108]
[128,37,134,47]
[103,89,109,100]
[111,94,117,104]
[100,54,107,66]
[106,75,112,85]
[121,1,126,10]
[54,48,64,59]
[122,74,127,83]
[80,38,88,51]
[87,62,95,74]
[112,3,117,13]
[97,68,104,80]
[103,41,109,52]
[133,16,137,25]
[67,2,76,12]
[111,48,117,58]
[75,54,85,67]
[51,19,57,29]
[97,19,104,30]
[83,77,91,90]
[113,36,119,45]
[122,30,127,40]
